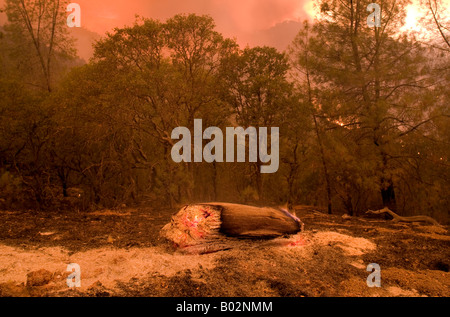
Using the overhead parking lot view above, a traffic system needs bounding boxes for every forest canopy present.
[0,0,448,224]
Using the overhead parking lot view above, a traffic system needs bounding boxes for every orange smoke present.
[75,0,310,36]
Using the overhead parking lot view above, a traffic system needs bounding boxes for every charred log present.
[160,203,304,254]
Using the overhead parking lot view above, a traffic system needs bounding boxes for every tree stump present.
[160,203,304,254]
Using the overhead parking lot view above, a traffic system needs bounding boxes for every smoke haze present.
[0,0,312,60]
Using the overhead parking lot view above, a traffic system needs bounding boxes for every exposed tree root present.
[366,207,441,226]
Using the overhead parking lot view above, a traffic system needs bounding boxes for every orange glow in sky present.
[404,2,422,30]
[68,0,311,56]
[401,0,449,36]
[0,0,448,58]
[0,1,445,34]
[73,0,310,36]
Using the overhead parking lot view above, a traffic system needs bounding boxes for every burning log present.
[160,203,304,254]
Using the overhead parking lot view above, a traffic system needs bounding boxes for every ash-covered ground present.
[0,206,448,297]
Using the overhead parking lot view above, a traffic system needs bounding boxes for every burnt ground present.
[0,206,448,297]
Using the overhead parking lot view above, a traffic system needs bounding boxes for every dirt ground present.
[0,206,448,297]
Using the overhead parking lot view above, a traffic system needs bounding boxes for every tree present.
[290,0,448,215]
[90,14,238,204]
[0,77,57,208]
[220,46,292,202]
[47,62,156,207]
[289,20,334,214]
[3,0,76,91]
[419,0,450,51]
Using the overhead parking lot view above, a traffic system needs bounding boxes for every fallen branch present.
[366,207,441,226]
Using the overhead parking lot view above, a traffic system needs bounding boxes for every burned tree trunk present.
[219,203,302,237]
[160,203,304,254]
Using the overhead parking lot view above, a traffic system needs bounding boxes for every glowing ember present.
[161,204,222,249]
[288,237,307,247]
[183,214,201,228]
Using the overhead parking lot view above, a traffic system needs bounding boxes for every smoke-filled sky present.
[70,0,313,56]
[0,0,312,59]
[1,0,447,60]
[73,0,311,34]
